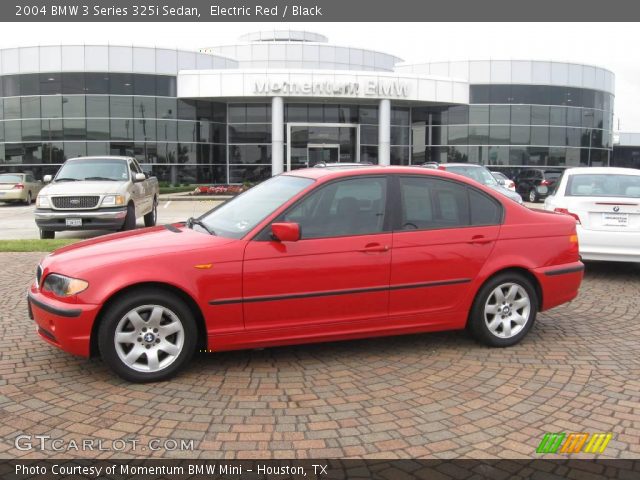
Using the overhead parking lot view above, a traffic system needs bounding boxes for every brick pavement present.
[0,252,639,459]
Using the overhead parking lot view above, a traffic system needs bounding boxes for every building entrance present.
[287,123,360,170]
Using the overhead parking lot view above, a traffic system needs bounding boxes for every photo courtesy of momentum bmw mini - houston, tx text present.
[2,0,640,477]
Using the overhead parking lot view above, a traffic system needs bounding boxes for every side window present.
[282,176,388,239]
[399,177,469,230]
[25,175,34,182]
[469,189,502,225]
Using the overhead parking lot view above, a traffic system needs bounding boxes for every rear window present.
[0,174,22,183]
[566,174,640,197]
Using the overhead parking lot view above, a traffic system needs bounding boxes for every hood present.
[40,181,125,196]
[42,225,238,276]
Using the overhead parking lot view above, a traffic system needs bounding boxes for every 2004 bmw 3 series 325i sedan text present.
[28,166,584,382]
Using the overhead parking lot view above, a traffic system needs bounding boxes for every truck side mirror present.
[43,175,52,183]
[134,173,146,182]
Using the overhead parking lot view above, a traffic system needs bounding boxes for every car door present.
[128,160,146,214]
[242,175,392,331]
[389,175,502,324]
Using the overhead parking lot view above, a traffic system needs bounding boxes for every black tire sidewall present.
[98,289,197,382]
[40,229,54,239]
[469,273,538,347]
[144,199,157,227]
[123,203,136,230]
[529,189,537,203]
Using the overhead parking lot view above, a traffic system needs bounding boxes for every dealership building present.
[0,30,616,184]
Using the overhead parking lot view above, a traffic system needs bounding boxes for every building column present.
[378,99,391,166]
[271,96,284,176]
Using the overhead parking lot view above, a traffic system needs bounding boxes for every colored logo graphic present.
[536,433,612,454]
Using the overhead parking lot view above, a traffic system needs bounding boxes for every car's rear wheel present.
[468,273,537,347]
[122,203,136,231]
[39,229,54,239]
[144,198,157,227]
[98,289,197,382]
[528,188,538,203]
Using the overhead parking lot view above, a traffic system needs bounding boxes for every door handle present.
[358,243,389,253]
[468,235,493,245]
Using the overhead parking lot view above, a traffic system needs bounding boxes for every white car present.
[544,167,640,262]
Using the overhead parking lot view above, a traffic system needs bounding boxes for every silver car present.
[435,164,524,204]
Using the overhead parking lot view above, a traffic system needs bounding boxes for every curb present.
[159,195,232,202]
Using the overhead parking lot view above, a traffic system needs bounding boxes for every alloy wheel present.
[483,282,531,339]
[114,304,184,373]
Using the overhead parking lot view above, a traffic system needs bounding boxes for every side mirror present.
[134,173,146,182]
[271,222,300,242]
[43,175,52,183]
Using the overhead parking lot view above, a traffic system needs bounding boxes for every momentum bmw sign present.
[253,79,411,98]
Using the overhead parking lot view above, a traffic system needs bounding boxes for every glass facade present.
[0,72,615,183]
[410,84,614,172]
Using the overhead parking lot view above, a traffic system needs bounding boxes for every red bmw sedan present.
[28,166,583,382]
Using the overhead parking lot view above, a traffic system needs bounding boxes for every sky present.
[1,22,639,131]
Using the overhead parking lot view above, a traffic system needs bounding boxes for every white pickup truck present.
[35,156,159,239]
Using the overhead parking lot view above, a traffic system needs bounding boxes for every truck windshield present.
[198,175,314,239]
[54,159,129,182]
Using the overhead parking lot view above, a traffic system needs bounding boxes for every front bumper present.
[34,207,127,231]
[0,190,27,201]
[27,286,100,357]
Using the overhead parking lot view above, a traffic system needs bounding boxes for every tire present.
[122,203,136,231]
[528,189,538,203]
[468,273,538,347]
[98,288,197,382]
[24,192,32,205]
[144,198,157,227]
[39,229,54,239]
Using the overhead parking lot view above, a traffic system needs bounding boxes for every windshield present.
[199,175,315,239]
[446,166,498,186]
[54,159,129,182]
[0,174,23,183]
[566,174,640,197]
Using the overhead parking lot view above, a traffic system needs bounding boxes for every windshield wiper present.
[54,178,79,182]
[84,176,117,181]
[186,217,216,235]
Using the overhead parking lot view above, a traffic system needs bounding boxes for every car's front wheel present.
[468,273,537,347]
[98,289,197,382]
[528,188,538,203]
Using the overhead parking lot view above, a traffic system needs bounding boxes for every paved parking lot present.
[0,253,639,459]
[0,200,220,240]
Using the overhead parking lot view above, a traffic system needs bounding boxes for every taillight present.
[554,207,581,224]
[438,165,446,170]
[540,180,551,186]
[569,232,579,257]
[12,183,24,190]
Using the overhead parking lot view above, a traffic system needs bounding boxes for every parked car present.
[490,171,516,192]
[0,173,43,204]
[35,156,159,239]
[544,167,640,262]
[28,165,583,382]
[434,163,523,203]
[515,168,564,203]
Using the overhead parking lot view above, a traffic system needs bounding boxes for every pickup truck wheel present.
[468,273,537,347]
[122,203,136,231]
[98,289,197,382]
[39,229,54,239]
[144,198,157,227]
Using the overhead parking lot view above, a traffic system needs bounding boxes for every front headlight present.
[36,196,50,208]
[42,273,89,297]
[101,194,125,207]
